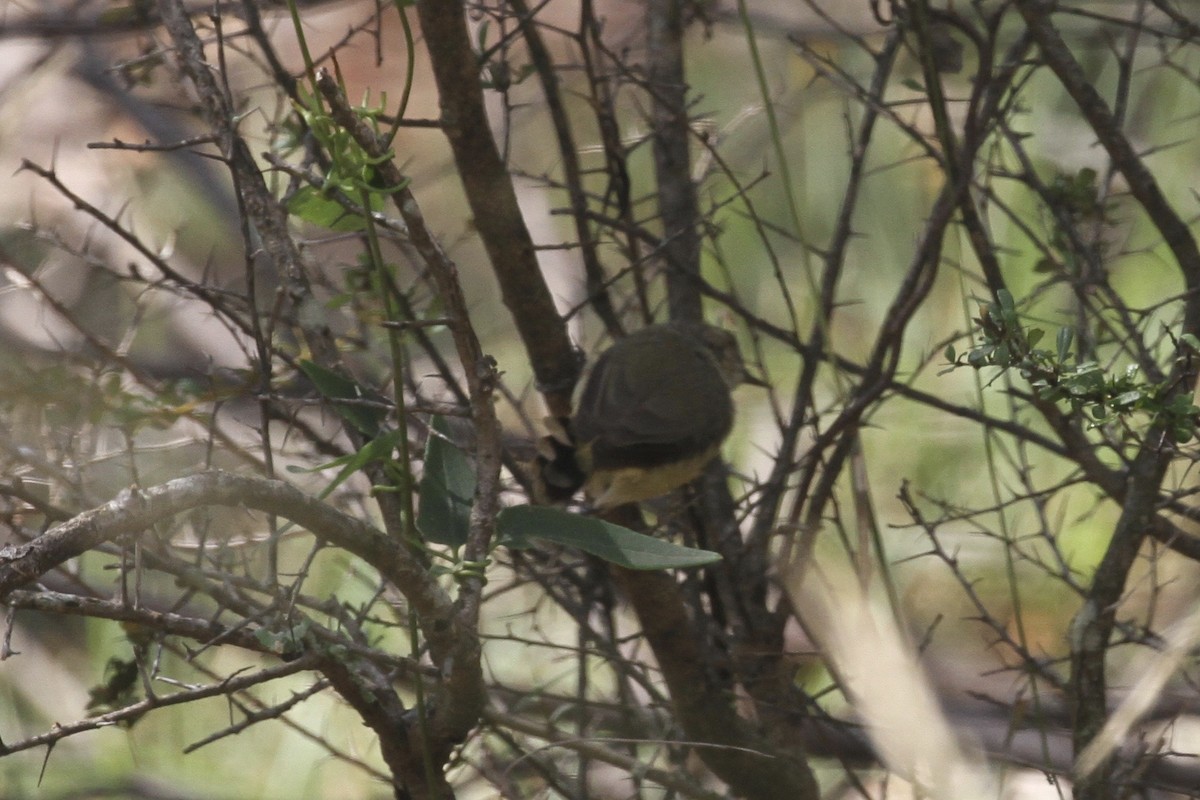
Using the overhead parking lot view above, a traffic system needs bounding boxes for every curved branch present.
[0,470,482,796]
[0,472,461,662]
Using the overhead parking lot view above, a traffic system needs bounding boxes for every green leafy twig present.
[946,290,1200,442]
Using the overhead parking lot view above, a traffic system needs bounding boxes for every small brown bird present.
[537,322,752,508]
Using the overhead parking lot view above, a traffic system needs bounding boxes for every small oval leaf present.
[417,415,476,548]
[1056,327,1074,362]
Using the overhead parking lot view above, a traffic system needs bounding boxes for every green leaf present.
[966,346,991,367]
[1172,422,1196,444]
[287,453,353,474]
[287,432,403,501]
[1056,327,1074,362]
[1112,390,1142,410]
[322,430,403,500]
[299,360,387,436]
[287,185,368,232]
[254,620,311,655]
[943,344,956,363]
[496,505,721,571]
[417,416,475,548]
[993,289,1012,321]
[1166,395,1198,415]
[1033,257,1059,274]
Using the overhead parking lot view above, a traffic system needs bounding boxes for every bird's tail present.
[531,416,586,505]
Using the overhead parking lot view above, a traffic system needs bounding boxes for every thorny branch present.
[3,1,1200,797]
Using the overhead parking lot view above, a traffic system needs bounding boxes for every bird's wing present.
[576,338,732,452]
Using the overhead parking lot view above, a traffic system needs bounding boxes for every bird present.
[535,322,754,509]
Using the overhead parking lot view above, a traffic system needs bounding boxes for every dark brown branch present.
[746,27,903,554]
[0,652,320,757]
[312,67,490,761]
[509,0,623,337]
[321,652,452,800]
[156,0,426,603]
[1010,7,1200,796]
[0,469,474,797]
[485,707,727,800]
[1069,436,1173,797]
[609,563,820,800]
[646,0,703,321]
[5,589,273,653]
[414,0,580,415]
[0,473,457,642]
[1015,0,1200,325]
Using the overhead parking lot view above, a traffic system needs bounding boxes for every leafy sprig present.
[945,290,1200,443]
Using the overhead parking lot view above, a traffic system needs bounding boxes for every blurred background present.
[1,0,1199,797]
